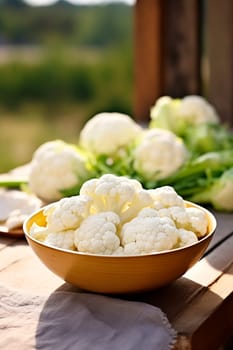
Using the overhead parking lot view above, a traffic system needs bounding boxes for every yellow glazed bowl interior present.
[23,202,216,294]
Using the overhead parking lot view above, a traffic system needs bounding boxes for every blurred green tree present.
[0,0,25,7]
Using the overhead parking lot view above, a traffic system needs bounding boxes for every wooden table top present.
[1,210,233,350]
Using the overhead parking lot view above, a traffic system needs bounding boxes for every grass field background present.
[0,2,134,173]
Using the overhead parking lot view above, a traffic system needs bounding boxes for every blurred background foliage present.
[0,0,134,172]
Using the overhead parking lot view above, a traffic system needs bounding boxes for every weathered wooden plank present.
[205,0,233,125]
[162,0,201,97]
[0,241,30,271]
[0,217,232,350]
[0,242,61,294]
[0,236,18,251]
[182,266,233,333]
[134,0,163,123]
[191,293,233,350]
[134,0,201,122]
[173,335,191,350]
[133,233,233,320]
[185,233,233,287]
[1,223,232,316]
[173,263,233,350]
[174,293,233,350]
[207,210,233,252]
[132,276,204,321]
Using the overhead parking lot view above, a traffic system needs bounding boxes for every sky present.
[23,0,135,6]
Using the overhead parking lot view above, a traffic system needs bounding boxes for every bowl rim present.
[23,201,217,259]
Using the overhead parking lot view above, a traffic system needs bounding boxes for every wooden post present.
[134,0,201,123]
[205,0,233,125]
[134,0,163,123]
[162,0,201,98]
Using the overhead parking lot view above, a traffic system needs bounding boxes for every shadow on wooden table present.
[35,278,223,350]
[204,210,233,275]
[35,281,181,350]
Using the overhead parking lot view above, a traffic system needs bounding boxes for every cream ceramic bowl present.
[23,202,216,294]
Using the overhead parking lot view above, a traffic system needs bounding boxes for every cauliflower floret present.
[137,207,159,218]
[29,140,90,202]
[0,190,42,231]
[74,212,121,255]
[177,228,198,248]
[29,222,48,242]
[44,230,76,250]
[157,204,208,239]
[179,95,219,125]
[185,207,208,238]
[149,186,185,210]
[133,129,188,181]
[157,206,189,228]
[44,195,92,232]
[32,195,93,250]
[80,174,153,223]
[120,216,178,255]
[80,112,142,156]
[112,246,124,255]
[29,223,76,250]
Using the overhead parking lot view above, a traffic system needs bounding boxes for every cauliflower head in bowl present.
[29,174,209,256]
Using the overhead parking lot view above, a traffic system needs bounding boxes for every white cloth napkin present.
[0,284,177,350]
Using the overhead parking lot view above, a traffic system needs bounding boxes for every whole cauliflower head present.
[204,167,233,212]
[79,112,142,156]
[179,95,219,125]
[133,129,188,181]
[29,140,90,202]
[74,211,121,255]
[150,96,181,134]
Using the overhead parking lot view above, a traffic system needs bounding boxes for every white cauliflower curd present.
[149,186,208,240]
[179,95,219,125]
[133,129,188,181]
[185,207,208,238]
[177,229,198,248]
[120,210,178,255]
[45,230,75,251]
[79,174,153,223]
[44,195,92,232]
[74,212,122,255]
[29,174,209,254]
[150,95,220,138]
[79,112,142,156]
[148,186,185,209]
[28,140,90,202]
